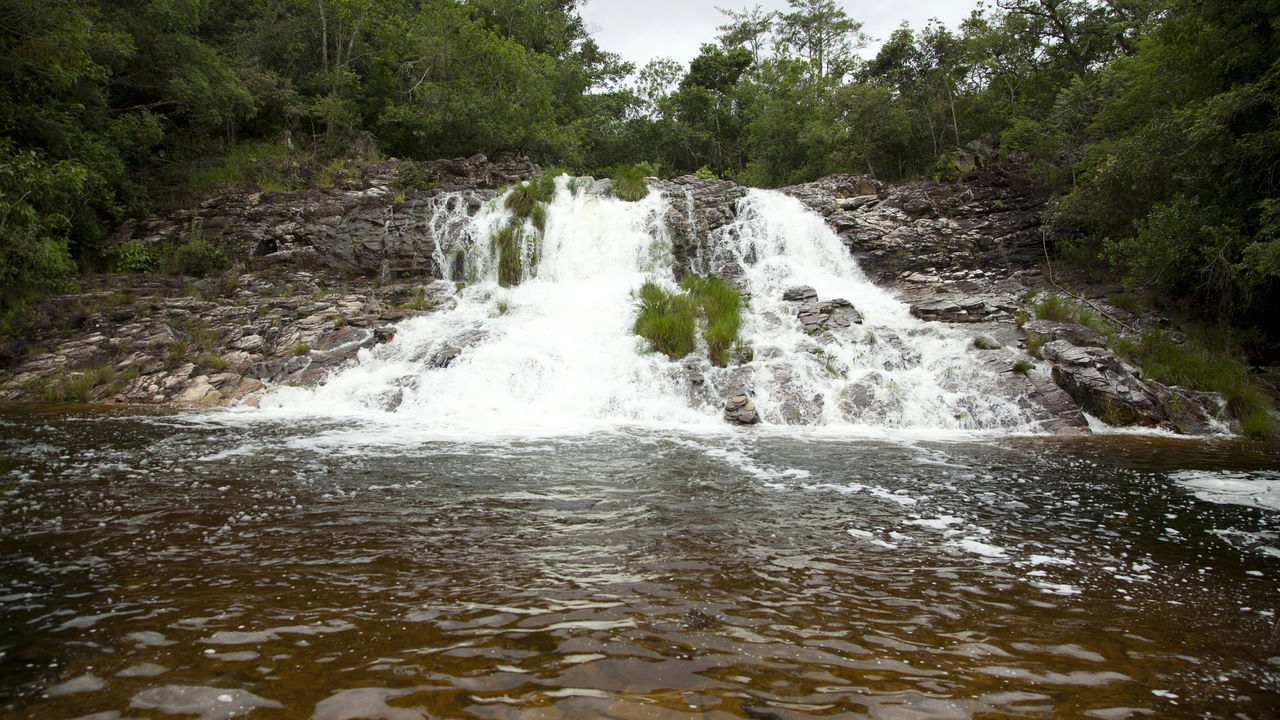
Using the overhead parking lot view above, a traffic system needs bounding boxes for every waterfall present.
[257,179,1034,435]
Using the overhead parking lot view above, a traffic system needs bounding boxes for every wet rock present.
[724,394,760,425]
[782,285,818,302]
[431,347,462,368]
[911,298,999,323]
[1042,340,1166,426]
[796,298,863,335]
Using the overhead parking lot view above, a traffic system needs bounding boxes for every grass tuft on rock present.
[493,226,523,288]
[1033,293,1111,336]
[633,281,696,360]
[1114,329,1276,437]
[681,275,742,367]
[611,165,649,202]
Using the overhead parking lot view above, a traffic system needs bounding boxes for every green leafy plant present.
[113,240,158,273]
[492,226,523,288]
[1012,359,1035,374]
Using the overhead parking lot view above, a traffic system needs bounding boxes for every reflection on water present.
[1,409,1278,719]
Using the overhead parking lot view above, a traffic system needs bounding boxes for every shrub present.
[693,166,717,180]
[633,281,696,360]
[1012,359,1035,374]
[113,240,158,273]
[611,164,650,202]
[973,336,1001,350]
[392,160,439,191]
[1034,293,1112,336]
[292,342,311,356]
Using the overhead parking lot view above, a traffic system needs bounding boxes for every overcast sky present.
[579,0,981,70]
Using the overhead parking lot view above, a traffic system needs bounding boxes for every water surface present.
[1,409,1277,719]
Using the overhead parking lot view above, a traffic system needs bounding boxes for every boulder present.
[1042,340,1166,426]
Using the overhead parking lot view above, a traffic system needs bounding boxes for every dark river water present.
[1,408,1278,719]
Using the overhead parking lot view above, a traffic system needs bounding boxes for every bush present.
[633,281,696,360]
[611,164,650,202]
[112,240,158,273]
[1012,359,1035,374]
[973,336,1001,350]
[1026,332,1047,358]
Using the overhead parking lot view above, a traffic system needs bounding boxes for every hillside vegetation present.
[1,0,1277,360]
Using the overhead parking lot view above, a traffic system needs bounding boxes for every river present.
[1,410,1277,718]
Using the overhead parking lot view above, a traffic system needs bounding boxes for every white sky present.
[579,0,982,70]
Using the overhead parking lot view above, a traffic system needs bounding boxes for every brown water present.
[1,409,1278,719]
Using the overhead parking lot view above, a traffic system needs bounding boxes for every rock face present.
[109,155,536,278]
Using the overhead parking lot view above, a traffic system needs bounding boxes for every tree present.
[775,0,866,81]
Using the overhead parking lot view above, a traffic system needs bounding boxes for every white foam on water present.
[1172,470,1280,511]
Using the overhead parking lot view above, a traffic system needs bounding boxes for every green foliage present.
[693,166,718,179]
[1114,329,1275,437]
[681,274,743,367]
[633,281,697,360]
[492,226,523,288]
[43,364,120,403]
[611,164,650,201]
[1025,332,1047,358]
[1012,359,1035,374]
[1033,294,1111,336]
[393,161,440,191]
[973,336,1001,350]
[196,352,228,372]
[292,342,311,356]
[505,174,557,218]
[181,143,304,199]
[112,240,159,274]
[165,222,228,277]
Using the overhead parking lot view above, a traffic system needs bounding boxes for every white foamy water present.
[254,181,1034,436]
[1173,470,1280,511]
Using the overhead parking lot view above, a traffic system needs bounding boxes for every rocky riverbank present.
[0,156,1256,434]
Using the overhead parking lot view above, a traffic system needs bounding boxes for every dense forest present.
[1,0,1278,353]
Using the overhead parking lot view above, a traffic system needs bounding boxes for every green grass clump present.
[1033,293,1111,336]
[633,281,697,360]
[530,202,548,234]
[681,275,743,367]
[42,364,119,403]
[292,342,311,356]
[611,165,650,202]
[1012,359,1035,374]
[973,336,1001,350]
[492,226,523,288]
[1025,332,1047,358]
[1115,329,1275,437]
[196,352,228,372]
[505,174,557,219]
[181,142,302,199]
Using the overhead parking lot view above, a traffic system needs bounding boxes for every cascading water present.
[258,178,1035,434]
[696,189,1032,430]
